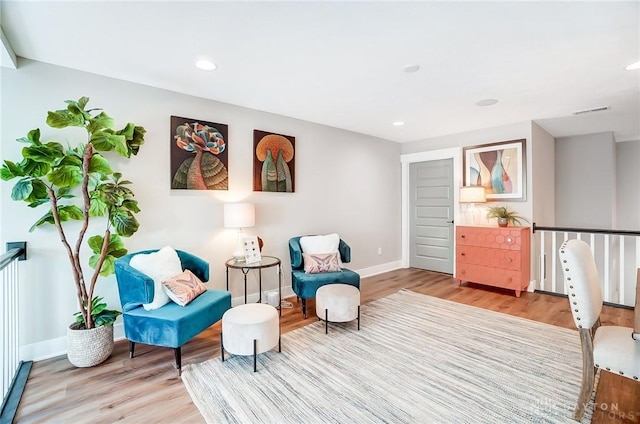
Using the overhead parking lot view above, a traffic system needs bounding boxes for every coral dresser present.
[455,225,531,297]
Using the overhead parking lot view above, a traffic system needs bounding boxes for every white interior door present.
[409,158,454,273]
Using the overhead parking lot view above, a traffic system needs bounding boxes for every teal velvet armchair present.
[288,236,360,318]
[114,249,231,374]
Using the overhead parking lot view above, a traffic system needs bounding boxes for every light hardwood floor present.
[15,268,639,423]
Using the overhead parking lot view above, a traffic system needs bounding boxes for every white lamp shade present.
[459,186,486,203]
[223,203,255,228]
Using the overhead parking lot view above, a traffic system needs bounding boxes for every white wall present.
[529,123,556,290]
[531,123,555,228]
[616,139,640,298]
[616,140,640,230]
[555,132,616,228]
[1,59,402,359]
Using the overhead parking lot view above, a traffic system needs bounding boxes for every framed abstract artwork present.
[462,139,526,201]
[253,130,295,192]
[170,116,228,190]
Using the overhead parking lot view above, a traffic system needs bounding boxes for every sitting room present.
[1,1,638,423]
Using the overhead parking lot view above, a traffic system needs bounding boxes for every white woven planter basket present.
[67,323,114,367]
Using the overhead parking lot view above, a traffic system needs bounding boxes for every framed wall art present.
[253,130,295,192]
[170,116,228,190]
[462,138,526,201]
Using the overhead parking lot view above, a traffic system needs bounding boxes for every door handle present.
[447,220,454,224]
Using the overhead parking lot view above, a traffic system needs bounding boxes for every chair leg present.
[174,347,182,376]
[302,298,307,319]
[574,328,595,421]
[129,341,135,359]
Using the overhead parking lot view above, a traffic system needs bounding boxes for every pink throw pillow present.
[302,252,342,274]
[162,270,206,306]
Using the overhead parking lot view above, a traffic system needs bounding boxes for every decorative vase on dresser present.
[455,225,531,297]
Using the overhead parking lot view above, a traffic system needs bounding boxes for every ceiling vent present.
[573,106,610,115]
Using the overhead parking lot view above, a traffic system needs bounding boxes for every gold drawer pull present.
[507,258,513,263]
[507,277,512,282]
[461,235,466,239]
[461,270,466,274]
[461,253,466,256]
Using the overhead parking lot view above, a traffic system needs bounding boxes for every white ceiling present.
[1,1,639,143]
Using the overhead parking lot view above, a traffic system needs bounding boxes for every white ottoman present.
[221,303,280,372]
[316,284,361,334]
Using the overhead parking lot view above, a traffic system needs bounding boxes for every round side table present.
[225,255,282,316]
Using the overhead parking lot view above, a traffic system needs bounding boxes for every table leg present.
[278,263,282,316]
[259,269,262,303]
[226,267,229,291]
[243,270,248,304]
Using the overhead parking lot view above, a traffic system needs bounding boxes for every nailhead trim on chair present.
[563,241,640,381]
[561,242,584,328]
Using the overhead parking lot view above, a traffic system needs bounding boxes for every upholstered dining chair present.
[558,239,640,420]
[289,235,360,318]
[114,248,231,375]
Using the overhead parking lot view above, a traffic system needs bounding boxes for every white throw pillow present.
[299,234,343,267]
[129,246,183,310]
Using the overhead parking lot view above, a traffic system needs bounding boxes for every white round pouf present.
[221,303,280,371]
[316,284,360,333]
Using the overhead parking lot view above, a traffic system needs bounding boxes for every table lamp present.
[459,186,486,225]
[224,202,255,262]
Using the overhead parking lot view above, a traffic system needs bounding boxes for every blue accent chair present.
[114,249,231,374]
[288,236,360,318]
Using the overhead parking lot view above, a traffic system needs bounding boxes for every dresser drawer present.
[456,227,524,251]
[457,246,521,271]
[456,264,523,290]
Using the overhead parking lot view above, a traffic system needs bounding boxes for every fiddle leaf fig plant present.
[1,97,145,329]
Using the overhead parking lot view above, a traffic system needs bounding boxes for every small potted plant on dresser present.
[486,206,529,227]
[1,97,145,367]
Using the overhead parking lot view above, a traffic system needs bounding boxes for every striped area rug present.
[182,289,596,423]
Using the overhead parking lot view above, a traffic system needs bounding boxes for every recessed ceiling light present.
[393,121,405,126]
[475,99,498,107]
[195,59,217,71]
[625,61,640,71]
[403,64,420,73]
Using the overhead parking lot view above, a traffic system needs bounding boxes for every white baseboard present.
[20,323,125,362]
[356,260,402,278]
[22,261,402,362]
